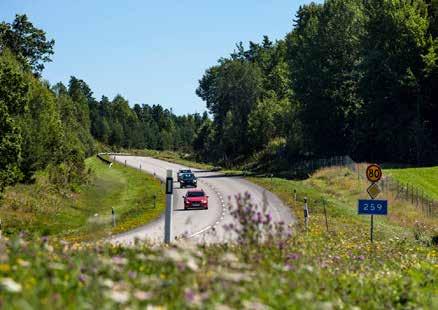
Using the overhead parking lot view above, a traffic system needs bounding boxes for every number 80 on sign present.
[366,164,382,182]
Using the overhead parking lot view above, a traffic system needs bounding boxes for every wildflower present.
[0,278,22,293]
[101,278,114,288]
[0,264,10,272]
[16,259,30,267]
[78,273,88,284]
[218,271,252,282]
[287,253,300,261]
[112,256,128,266]
[243,299,268,310]
[48,262,65,270]
[133,290,153,301]
[128,271,137,279]
[106,289,130,304]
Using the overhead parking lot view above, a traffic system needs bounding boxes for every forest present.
[1,0,437,195]
[196,0,438,166]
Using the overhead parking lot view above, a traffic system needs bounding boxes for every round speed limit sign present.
[366,164,382,182]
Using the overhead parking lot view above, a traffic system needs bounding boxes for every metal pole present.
[370,215,374,242]
[164,169,173,243]
[112,207,116,227]
[294,189,297,203]
[124,160,127,167]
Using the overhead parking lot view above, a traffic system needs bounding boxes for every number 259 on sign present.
[366,164,382,182]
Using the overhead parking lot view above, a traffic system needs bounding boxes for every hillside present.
[0,157,164,241]
[385,166,438,200]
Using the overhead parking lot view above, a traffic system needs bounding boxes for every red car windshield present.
[187,191,205,197]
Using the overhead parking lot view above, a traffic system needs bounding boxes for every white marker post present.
[164,169,173,243]
[304,197,309,232]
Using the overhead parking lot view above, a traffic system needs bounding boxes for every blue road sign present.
[358,199,388,215]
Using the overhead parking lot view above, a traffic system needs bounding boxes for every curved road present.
[110,156,294,244]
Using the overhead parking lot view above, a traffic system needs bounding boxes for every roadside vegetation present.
[0,157,164,241]
[385,166,438,200]
[0,166,436,308]
[130,149,214,171]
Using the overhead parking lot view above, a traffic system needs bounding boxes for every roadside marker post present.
[164,169,173,244]
[304,197,309,232]
[111,207,116,227]
[360,164,387,242]
[294,189,297,202]
[322,199,329,232]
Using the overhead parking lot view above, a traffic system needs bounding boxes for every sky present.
[0,0,319,115]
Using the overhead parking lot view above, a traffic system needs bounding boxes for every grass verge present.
[0,157,165,241]
[385,166,438,200]
[130,149,214,170]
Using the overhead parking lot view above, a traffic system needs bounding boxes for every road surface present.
[110,155,294,244]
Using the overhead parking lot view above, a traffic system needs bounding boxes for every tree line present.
[0,14,201,195]
[1,0,437,195]
[195,0,438,166]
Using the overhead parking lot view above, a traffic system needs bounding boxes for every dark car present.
[177,169,192,182]
[179,172,197,188]
[183,189,208,210]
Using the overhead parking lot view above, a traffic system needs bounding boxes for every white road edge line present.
[188,225,212,238]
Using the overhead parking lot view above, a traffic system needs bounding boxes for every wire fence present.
[284,155,437,218]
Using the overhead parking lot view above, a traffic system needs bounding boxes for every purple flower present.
[185,289,195,302]
[78,274,87,283]
[356,255,365,261]
[287,253,300,260]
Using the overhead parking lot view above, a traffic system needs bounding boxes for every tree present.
[0,14,54,75]
[0,50,29,193]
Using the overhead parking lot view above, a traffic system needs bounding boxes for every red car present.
[183,189,209,210]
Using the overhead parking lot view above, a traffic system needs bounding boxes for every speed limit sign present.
[366,164,382,182]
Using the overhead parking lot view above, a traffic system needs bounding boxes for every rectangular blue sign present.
[358,199,388,215]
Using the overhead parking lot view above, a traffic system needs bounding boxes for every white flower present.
[107,290,129,304]
[133,290,153,301]
[1,278,22,293]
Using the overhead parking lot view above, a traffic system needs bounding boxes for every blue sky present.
[0,1,318,115]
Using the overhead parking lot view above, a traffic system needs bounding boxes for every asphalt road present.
[110,155,294,244]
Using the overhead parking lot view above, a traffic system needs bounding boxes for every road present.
[110,155,294,244]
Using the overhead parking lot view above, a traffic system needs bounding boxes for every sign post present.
[360,164,387,242]
[164,169,173,244]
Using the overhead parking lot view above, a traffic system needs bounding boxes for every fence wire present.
[286,155,437,218]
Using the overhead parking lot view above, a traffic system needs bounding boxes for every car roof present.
[187,188,204,192]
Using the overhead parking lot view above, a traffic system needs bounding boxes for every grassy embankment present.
[0,165,436,308]
[130,149,214,170]
[0,157,165,241]
[385,166,438,200]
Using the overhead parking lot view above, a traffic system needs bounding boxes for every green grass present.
[0,157,165,241]
[130,149,215,170]
[385,166,438,200]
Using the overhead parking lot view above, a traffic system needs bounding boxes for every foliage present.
[0,50,28,194]
[196,0,438,166]
[0,14,54,75]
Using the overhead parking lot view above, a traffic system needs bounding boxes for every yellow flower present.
[0,264,10,272]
